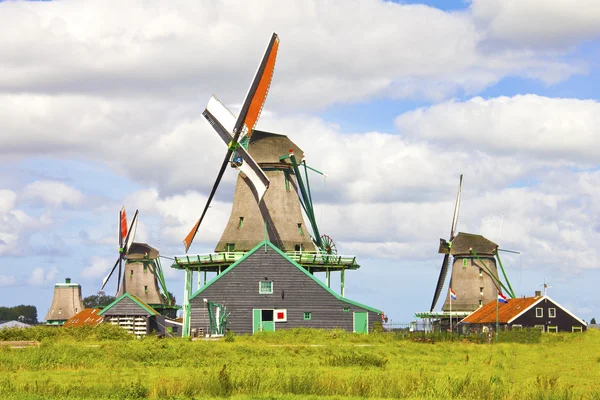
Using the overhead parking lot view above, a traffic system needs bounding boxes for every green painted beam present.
[494,250,516,298]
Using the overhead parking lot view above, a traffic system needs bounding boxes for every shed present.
[189,240,382,335]
[64,308,103,327]
[460,295,587,333]
[0,321,32,329]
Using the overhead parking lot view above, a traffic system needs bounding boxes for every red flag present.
[120,207,128,243]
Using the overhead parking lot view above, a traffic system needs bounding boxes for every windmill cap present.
[449,232,498,256]
[248,130,304,164]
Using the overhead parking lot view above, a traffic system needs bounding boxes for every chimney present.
[66,278,71,284]
[535,290,541,297]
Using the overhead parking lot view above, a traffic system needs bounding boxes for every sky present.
[1,0,600,324]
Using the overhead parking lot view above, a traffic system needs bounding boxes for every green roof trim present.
[98,292,159,316]
[190,240,382,314]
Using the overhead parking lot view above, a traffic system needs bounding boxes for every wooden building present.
[45,278,85,326]
[460,294,587,333]
[99,293,182,337]
[189,240,381,335]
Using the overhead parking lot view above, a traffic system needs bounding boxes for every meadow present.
[1,325,600,399]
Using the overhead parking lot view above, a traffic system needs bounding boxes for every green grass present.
[1,327,600,399]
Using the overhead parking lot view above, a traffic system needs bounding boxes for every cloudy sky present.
[1,0,600,323]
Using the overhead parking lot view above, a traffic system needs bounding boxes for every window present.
[343,307,350,312]
[547,326,558,333]
[143,264,147,271]
[238,217,244,229]
[534,325,545,332]
[304,312,312,320]
[536,308,543,318]
[144,285,148,293]
[274,309,287,322]
[572,326,583,333]
[259,281,273,294]
[549,308,556,318]
[298,223,304,235]
[462,259,467,268]
[512,324,523,330]
[226,243,235,252]
[294,244,303,252]
[479,268,483,277]
[130,270,134,277]
[478,300,482,307]
[480,287,484,296]
[172,326,178,333]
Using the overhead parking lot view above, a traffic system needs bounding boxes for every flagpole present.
[450,289,452,337]
[495,293,499,344]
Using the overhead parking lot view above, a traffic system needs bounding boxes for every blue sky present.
[1,0,600,324]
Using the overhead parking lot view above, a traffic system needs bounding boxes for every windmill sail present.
[183,33,279,253]
[120,206,128,244]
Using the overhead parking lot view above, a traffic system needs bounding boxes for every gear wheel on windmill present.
[171,33,382,338]
[100,206,177,318]
[416,175,517,325]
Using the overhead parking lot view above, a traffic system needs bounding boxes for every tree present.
[162,291,176,306]
[591,317,596,325]
[83,292,116,309]
[0,305,38,324]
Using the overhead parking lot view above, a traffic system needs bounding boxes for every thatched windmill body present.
[45,278,85,325]
[429,176,516,314]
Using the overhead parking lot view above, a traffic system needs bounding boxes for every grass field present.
[1,325,600,399]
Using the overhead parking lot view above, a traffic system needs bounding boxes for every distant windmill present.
[101,207,173,314]
[429,175,516,313]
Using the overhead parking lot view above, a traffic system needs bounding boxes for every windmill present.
[429,175,516,313]
[101,207,173,314]
[183,32,334,255]
[45,277,85,325]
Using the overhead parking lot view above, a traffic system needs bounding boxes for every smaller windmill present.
[101,207,173,314]
[429,175,516,313]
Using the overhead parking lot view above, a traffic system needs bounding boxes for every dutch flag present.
[450,288,457,301]
[498,291,508,303]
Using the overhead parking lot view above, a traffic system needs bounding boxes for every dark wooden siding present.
[512,298,586,332]
[101,297,153,316]
[190,246,380,334]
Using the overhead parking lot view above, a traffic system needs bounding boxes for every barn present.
[188,240,382,335]
[460,293,587,333]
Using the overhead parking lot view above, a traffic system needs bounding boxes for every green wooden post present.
[341,268,345,297]
[182,268,193,338]
[203,271,207,286]
[197,269,201,290]
[326,268,330,288]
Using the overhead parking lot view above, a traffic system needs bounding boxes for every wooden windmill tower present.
[45,278,84,325]
[101,207,175,317]
[429,176,516,313]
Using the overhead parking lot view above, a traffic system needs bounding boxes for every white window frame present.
[547,326,558,333]
[259,280,273,294]
[512,324,523,330]
[274,309,287,322]
[534,325,545,332]
[572,326,583,333]
[535,308,543,318]
[548,308,556,318]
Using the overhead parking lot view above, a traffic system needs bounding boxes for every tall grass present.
[1,328,600,399]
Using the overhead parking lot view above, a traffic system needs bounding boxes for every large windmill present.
[183,33,331,255]
[429,176,516,313]
[101,207,174,316]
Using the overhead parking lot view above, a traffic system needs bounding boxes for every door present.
[261,309,275,332]
[353,312,368,334]
[252,309,276,333]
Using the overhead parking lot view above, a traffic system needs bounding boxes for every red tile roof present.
[461,296,542,324]
[64,308,103,327]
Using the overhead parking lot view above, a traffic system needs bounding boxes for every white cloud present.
[28,266,60,287]
[0,0,591,107]
[0,275,16,287]
[23,180,85,207]
[471,0,600,49]
[395,95,600,165]
[81,256,114,280]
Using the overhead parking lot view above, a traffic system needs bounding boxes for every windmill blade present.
[120,206,128,246]
[206,95,236,137]
[232,32,279,140]
[116,256,123,293]
[123,210,139,255]
[449,174,463,240]
[430,253,451,312]
[183,149,233,253]
[101,257,121,290]
[203,106,270,200]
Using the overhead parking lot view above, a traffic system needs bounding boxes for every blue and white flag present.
[498,292,508,303]
[450,288,457,301]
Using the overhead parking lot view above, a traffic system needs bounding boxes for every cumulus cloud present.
[28,266,60,286]
[23,180,85,207]
[81,256,114,280]
[0,275,16,287]
[0,0,591,107]
[471,0,600,49]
